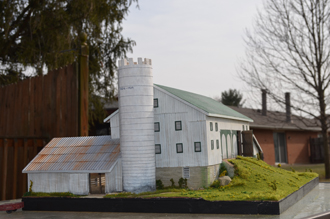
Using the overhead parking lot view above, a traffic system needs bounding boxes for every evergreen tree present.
[0,0,138,124]
[220,89,244,107]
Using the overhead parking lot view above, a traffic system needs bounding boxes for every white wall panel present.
[28,173,88,195]
[154,87,208,167]
[206,117,249,166]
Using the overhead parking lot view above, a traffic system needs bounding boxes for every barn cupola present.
[118,58,156,193]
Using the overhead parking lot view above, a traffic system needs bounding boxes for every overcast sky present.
[122,0,264,105]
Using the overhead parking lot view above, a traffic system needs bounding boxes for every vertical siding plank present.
[0,86,5,135]
[22,139,28,194]
[1,139,8,200]
[66,65,73,137]
[43,72,51,138]
[55,69,62,137]
[0,139,3,199]
[29,78,35,137]
[12,139,18,199]
[0,87,3,135]
[60,68,67,137]
[72,63,79,136]
[33,77,40,136]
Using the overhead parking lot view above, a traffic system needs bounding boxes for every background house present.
[231,90,321,165]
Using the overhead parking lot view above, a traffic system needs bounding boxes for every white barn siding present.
[69,174,89,195]
[154,88,208,167]
[28,173,89,195]
[105,159,123,193]
[206,117,249,166]
[110,112,120,138]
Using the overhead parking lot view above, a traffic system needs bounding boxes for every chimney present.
[261,89,267,116]
[285,92,291,123]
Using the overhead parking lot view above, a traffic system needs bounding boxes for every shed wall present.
[105,159,123,193]
[28,173,89,195]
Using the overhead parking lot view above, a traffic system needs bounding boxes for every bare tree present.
[239,0,330,178]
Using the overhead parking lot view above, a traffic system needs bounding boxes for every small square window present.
[216,139,219,149]
[211,140,214,150]
[215,123,218,132]
[175,121,182,131]
[210,122,213,131]
[176,143,183,153]
[154,98,158,108]
[194,142,201,152]
[155,144,161,154]
[154,122,160,132]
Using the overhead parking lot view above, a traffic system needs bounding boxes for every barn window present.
[211,140,214,150]
[215,123,218,131]
[210,122,213,131]
[183,167,190,179]
[154,98,158,108]
[154,122,160,132]
[175,121,182,131]
[176,143,183,153]
[216,139,220,149]
[155,144,161,154]
[194,142,201,152]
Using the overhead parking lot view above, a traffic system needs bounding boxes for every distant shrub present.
[277,164,281,168]
[219,163,228,176]
[156,180,164,190]
[269,180,277,191]
[178,177,188,188]
[170,178,175,187]
[219,170,227,177]
[29,180,33,193]
[210,180,220,188]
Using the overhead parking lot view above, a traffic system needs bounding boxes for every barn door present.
[89,173,105,194]
[242,131,253,156]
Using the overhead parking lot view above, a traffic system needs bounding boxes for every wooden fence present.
[0,63,82,200]
[0,64,78,138]
[0,137,48,200]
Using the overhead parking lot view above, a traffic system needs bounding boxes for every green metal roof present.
[155,84,253,122]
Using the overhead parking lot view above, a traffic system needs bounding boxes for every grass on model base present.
[23,191,84,198]
[104,156,318,201]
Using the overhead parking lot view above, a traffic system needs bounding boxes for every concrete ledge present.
[22,177,319,215]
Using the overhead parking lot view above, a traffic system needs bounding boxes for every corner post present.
[79,33,89,136]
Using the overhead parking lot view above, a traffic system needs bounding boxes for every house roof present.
[229,106,321,131]
[154,84,253,122]
[23,136,121,173]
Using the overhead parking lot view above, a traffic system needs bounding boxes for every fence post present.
[78,32,89,136]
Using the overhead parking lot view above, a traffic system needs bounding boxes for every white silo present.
[118,57,156,193]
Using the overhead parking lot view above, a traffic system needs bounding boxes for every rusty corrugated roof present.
[23,136,121,173]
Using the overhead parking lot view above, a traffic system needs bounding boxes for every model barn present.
[105,83,253,188]
[23,57,256,195]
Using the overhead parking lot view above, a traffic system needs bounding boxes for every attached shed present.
[22,136,122,195]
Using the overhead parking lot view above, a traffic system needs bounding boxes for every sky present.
[122,0,264,105]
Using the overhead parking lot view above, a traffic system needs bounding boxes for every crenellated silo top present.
[118,58,152,69]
